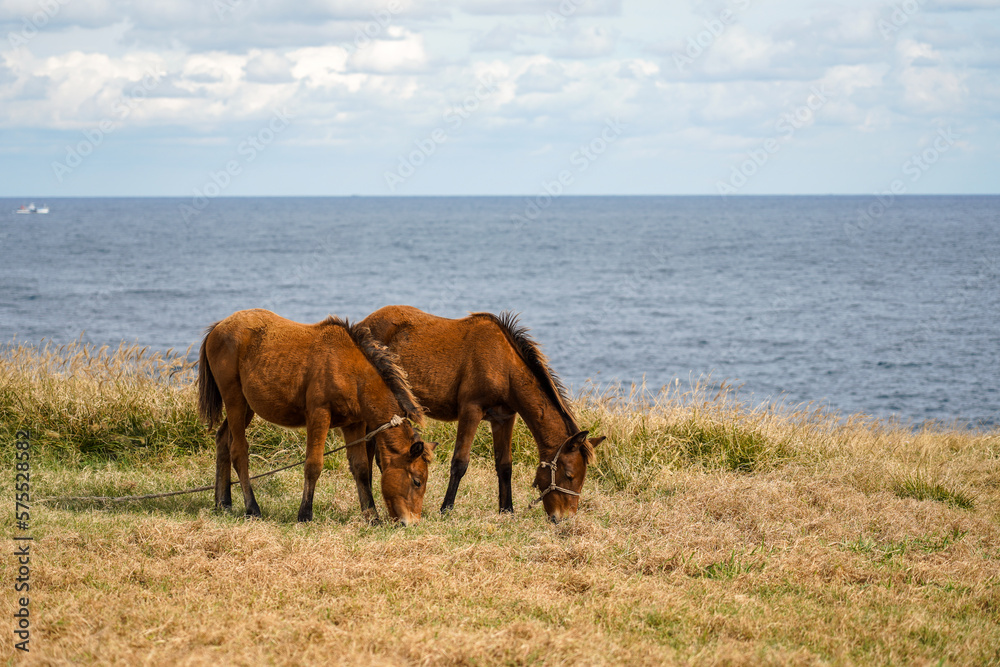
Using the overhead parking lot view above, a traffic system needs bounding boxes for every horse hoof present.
[439,504,454,515]
[297,511,313,522]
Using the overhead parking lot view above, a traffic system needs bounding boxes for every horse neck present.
[354,372,407,449]
[370,405,414,463]
[358,386,400,428]
[509,369,575,460]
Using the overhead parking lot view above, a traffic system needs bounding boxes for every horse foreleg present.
[227,401,261,518]
[343,423,380,524]
[490,416,516,514]
[298,408,331,522]
[441,405,484,514]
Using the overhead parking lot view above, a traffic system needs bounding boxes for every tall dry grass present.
[575,380,996,514]
[0,340,203,460]
[0,340,317,464]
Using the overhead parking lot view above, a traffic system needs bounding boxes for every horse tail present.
[197,324,224,428]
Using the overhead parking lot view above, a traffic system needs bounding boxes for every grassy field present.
[1,341,998,665]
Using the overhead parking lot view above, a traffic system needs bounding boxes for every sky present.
[0,0,997,196]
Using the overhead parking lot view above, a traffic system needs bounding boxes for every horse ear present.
[421,441,437,463]
[409,441,424,460]
[406,407,425,427]
[563,430,589,453]
[589,436,607,448]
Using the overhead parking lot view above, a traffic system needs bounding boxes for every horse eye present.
[413,479,422,488]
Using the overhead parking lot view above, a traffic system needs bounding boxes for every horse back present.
[206,309,362,427]
[362,306,523,418]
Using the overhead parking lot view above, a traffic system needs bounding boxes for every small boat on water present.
[14,203,49,214]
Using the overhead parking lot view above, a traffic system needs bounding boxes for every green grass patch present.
[838,526,968,562]
[893,474,975,509]
[671,413,783,473]
[692,546,771,579]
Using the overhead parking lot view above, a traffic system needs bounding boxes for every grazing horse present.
[361,305,605,522]
[197,309,436,525]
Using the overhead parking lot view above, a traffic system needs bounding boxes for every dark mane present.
[474,311,586,445]
[322,315,424,425]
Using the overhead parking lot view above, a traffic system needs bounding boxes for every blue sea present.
[1,196,997,427]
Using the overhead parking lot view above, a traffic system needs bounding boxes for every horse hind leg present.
[215,410,255,511]
[226,399,261,518]
[214,418,233,510]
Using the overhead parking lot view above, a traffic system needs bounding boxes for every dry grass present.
[1,342,999,665]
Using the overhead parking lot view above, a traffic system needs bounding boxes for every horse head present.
[533,430,606,522]
[378,421,437,526]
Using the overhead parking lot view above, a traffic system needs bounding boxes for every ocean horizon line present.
[4,193,1000,200]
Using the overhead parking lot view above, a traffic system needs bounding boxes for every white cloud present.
[698,27,793,78]
[245,50,297,83]
[900,65,967,110]
[516,60,567,92]
[288,45,349,86]
[551,24,618,59]
[926,0,1000,9]
[773,8,884,48]
[471,22,524,51]
[347,29,428,73]
[460,0,621,17]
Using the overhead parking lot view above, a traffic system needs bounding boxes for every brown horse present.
[361,305,605,522]
[197,309,436,525]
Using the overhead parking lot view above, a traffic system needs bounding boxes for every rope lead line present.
[37,415,409,505]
